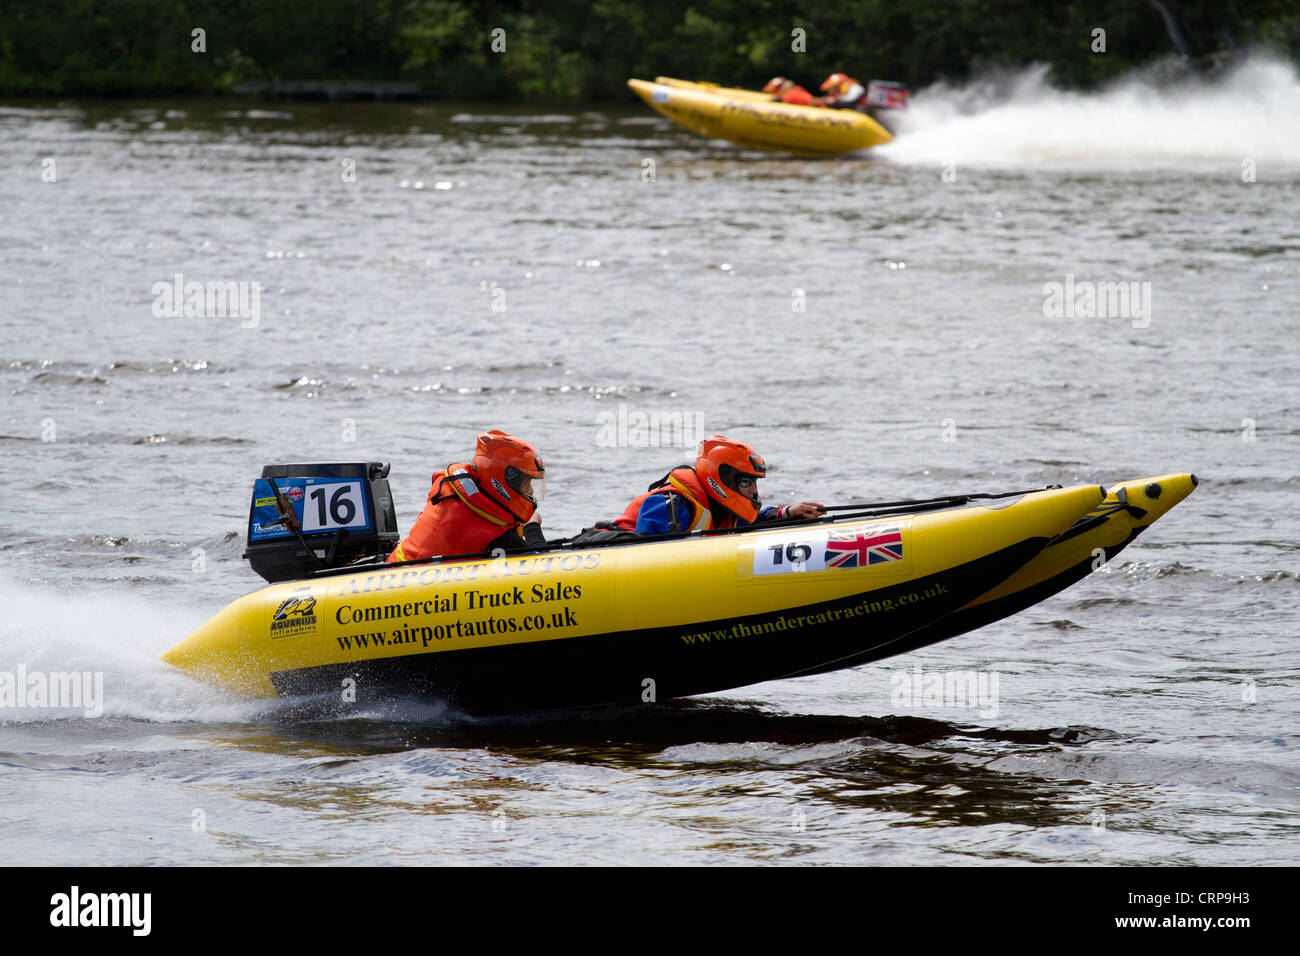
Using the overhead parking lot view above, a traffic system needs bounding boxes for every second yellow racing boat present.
[628,77,893,156]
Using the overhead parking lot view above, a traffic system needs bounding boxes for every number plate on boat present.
[739,523,910,582]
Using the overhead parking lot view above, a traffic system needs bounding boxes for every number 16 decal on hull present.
[741,522,912,581]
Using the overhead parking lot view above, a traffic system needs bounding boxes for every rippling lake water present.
[1,57,1298,866]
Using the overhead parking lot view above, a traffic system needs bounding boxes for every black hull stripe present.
[270,539,1047,715]
[794,526,1149,677]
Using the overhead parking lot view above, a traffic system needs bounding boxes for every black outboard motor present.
[864,80,909,134]
[244,462,400,583]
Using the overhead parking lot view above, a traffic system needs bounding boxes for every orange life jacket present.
[388,464,521,562]
[614,466,739,533]
[778,85,814,106]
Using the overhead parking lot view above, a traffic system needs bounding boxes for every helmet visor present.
[718,464,761,508]
[506,467,545,506]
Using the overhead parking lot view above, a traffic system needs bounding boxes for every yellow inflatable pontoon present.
[160,476,1197,715]
[628,77,893,156]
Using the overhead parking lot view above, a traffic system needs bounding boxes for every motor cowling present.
[864,80,909,134]
[244,462,399,583]
[865,80,909,110]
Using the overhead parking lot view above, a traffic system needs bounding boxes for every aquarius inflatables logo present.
[270,589,318,637]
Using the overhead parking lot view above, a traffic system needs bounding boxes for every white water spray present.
[0,580,268,724]
[879,54,1300,171]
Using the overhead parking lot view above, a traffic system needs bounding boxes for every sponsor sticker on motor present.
[248,477,371,542]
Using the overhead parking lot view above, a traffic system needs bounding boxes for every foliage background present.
[1,0,1297,98]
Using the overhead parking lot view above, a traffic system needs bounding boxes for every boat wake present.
[878,53,1300,170]
[0,581,268,725]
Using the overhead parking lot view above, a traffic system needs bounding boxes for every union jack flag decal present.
[825,526,903,569]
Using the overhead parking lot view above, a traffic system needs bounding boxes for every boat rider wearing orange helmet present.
[387,429,547,562]
[816,72,867,109]
[762,76,816,106]
[613,434,825,535]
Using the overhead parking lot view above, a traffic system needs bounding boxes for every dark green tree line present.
[1,0,1295,98]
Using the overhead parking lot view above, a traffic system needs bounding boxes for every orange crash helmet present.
[695,434,767,522]
[763,76,794,94]
[470,429,545,522]
[820,72,857,93]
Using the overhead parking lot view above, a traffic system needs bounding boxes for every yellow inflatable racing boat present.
[160,470,1197,715]
[628,77,893,156]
